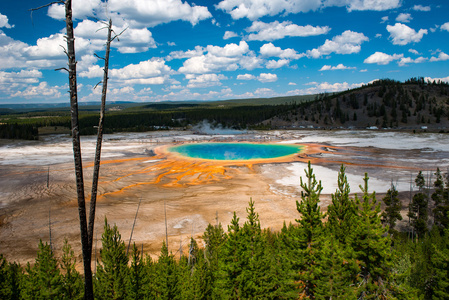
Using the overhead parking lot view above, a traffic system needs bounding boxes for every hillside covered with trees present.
[1,163,449,299]
[268,78,449,130]
[1,77,448,140]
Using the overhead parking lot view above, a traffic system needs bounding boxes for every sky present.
[0,0,448,104]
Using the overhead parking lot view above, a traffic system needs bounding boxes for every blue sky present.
[0,0,448,104]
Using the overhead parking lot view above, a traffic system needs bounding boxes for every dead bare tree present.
[62,0,94,298]
[31,1,123,299]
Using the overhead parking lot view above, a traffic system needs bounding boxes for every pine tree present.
[408,171,429,239]
[433,168,449,230]
[126,243,145,300]
[20,240,63,299]
[296,161,325,247]
[154,241,179,299]
[60,239,83,299]
[381,183,403,234]
[94,218,129,300]
[327,164,357,243]
[189,247,214,299]
[316,236,358,299]
[295,161,326,298]
[240,199,279,298]
[218,211,244,299]
[351,174,393,299]
[0,254,22,300]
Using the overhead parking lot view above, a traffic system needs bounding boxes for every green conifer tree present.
[20,240,63,299]
[316,236,358,299]
[381,183,403,234]
[126,243,145,300]
[433,168,449,230]
[154,241,179,299]
[94,218,129,300]
[60,239,83,299]
[218,212,244,299]
[0,254,22,300]
[327,164,357,243]
[352,174,393,299]
[295,161,326,298]
[408,171,429,239]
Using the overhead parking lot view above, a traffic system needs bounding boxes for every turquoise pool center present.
[169,143,303,161]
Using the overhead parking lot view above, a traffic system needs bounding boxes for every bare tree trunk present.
[64,1,93,298]
[87,18,113,258]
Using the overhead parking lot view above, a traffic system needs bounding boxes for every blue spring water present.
[169,143,303,161]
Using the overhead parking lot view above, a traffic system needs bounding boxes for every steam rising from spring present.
[193,120,247,135]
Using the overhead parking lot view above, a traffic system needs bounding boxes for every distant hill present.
[2,78,448,139]
[264,78,449,131]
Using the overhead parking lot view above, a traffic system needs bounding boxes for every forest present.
[1,163,449,299]
[1,77,448,140]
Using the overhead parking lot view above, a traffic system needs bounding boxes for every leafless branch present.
[94,53,105,60]
[94,81,103,89]
[59,45,68,56]
[55,67,69,72]
[95,26,109,33]
[111,27,128,42]
[29,1,65,27]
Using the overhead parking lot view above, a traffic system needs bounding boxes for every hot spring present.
[168,143,304,161]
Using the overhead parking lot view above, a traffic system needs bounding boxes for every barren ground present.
[0,130,447,269]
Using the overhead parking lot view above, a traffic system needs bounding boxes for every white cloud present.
[186,73,227,88]
[341,0,401,12]
[288,80,365,95]
[254,87,274,95]
[216,0,322,20]
[396,13,412,23]
[0,13,13,28]
[441,22,449,32]
[408,49,420,55]
[413,5,430,11]
[23,34,67,59]
[266,59,290,69]
[49,0,211,27]
[319,64,356,71]
[386,23,427,45]
[80,58,174,87]
[109,0,212,27]
[237,74,256,80]
[429,52,449,62]
[207,41,250,57]
[258,73,277,82]
[307,30,369,58]
[364,51,403,65]
[74,19,156,54]
[111,59,173,80]
[380,16,389,23]
[397,56,427,66]
[259,43,304,60]
[168,46,205,60]
[246,21,330,41]
[0,70,42,84]
[48,0,102,20]
[288,82,297,86]
[11,82,62,98]
[178,41,262,74]
[216,0,400,20]
[223,31,238,40]
[424,76,449,84]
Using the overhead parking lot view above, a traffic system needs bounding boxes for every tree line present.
[1,162,449,299]
[275,79,449,129]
